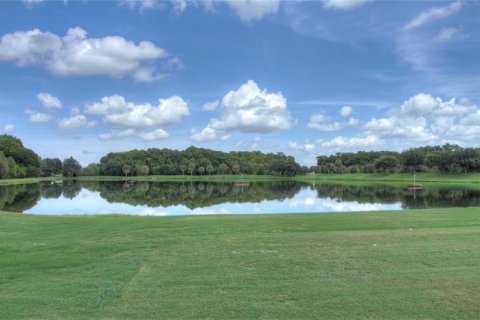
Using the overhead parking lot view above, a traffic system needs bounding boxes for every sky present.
[0,0,479,166]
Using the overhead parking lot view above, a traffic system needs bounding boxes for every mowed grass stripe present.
[0,208,479,319]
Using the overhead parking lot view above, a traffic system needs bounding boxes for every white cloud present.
[340,105,353,117]
[164,0,279,23]
[0,27,167,82]
[99,128,136,140]
[200,80,291,135]
[436,27,466,42]
[399,93,438,116]
[362,92,479,145]
[57,115,96,129]
[3,124,15,133]
[202,100,219,111]
[99,128,170,141]
[288,142,315,152]
[37,92,61,109]
[25,109,51,123]
[121,0,162,11]
[307,112,358,131]
[404,1,462,31]
[224,0,280,23]
[190,125,230,142]
[86,95,190,128]
[322,135,381,148]
[23,0,44,6]
[322,0,371,10]
[137,128,169,141]
[363,116,436,142]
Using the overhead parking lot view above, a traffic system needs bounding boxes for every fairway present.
[1,208,479,319]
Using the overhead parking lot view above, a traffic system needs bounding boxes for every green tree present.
[63,157,82,178]
[122,164,131,177]
[188,160,196,176]
[0,135,41,177]
[41,158,63,176]
[400,149,425,173]
[198,166,205,176]
[219,163,228,175]
[0,152,9,179]
[206,164,214,176]
[374,156,399,173]
[232,164,240,175]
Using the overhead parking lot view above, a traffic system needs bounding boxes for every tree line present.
[0,135,301,178]
[315,144,480,174]
[93,146,302,177]
[2,134,479,179]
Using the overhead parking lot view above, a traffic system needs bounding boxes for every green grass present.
[0,176,62,186]
[1,208,479,319]
[2,172,479,186]
[296,172,480,184]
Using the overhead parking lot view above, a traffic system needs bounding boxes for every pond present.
[1,180,479,216]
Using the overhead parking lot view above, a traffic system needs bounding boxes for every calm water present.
[1,180,479,216]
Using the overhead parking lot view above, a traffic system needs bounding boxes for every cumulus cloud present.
[0,27,168,82]
[307,112,359,131]
[321,135,381,148]
[191,80,291,141]
[85,95,190,127]
[190,126,230,142]
[404,1,462,31]
[3,124,15,133]
[363,92,479,144]
[25,109,51,123]
[37,92,61,109]
[57,114,96,129]
[210,80,291,133]
[322,0,372,10]
[137,128,170,141]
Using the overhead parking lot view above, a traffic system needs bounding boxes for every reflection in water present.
[0,180,479,215]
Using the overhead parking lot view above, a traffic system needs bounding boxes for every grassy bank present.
[1,172,480,186]
[296,172,480,184]
[1,208,479,319]
[0,176,61,186]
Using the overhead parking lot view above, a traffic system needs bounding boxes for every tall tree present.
[63,157,82,178]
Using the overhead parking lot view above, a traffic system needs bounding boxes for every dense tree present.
[374,156,399,173]
[41,158,63,176]
[63,157,82,178]
[188,160,196,176]
[206,164,214,176]
[122,165,131,177]
[219,163,229,175]
[400,149,425,173]
[0,152,9,179]
[0,135,41,177]
[81,163,100,176]
[315,144,480,174]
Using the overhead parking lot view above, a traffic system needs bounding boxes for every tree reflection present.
[1,180,480,213]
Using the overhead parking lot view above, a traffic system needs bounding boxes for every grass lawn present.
[1,208,479,319]
[2,172,479,186]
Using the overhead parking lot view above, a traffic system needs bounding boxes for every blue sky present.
[0,0,479,166]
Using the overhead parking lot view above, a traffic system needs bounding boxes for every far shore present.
[1,172,479,186]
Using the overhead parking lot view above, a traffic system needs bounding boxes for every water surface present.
[1,180,479,216]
